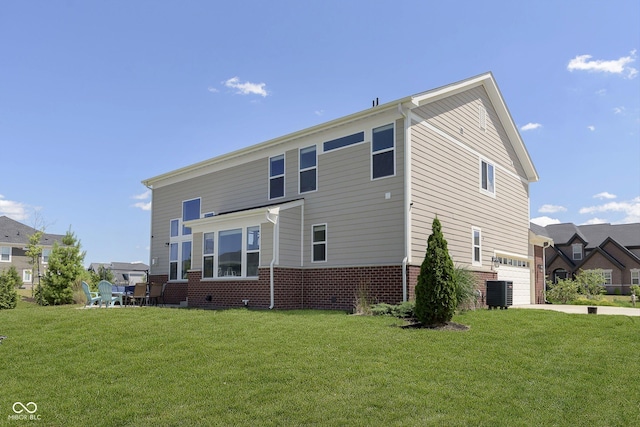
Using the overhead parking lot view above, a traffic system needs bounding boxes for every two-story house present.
[0,215,65,286]
[143,72,539,310]
[542,222,640,294]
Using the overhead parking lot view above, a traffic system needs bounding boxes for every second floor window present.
[270,154,285,199]
[372,124,395,179]
[481,160,495,195]
[299,146,317,193]
[0,246,10,262]
[572,243,583,261]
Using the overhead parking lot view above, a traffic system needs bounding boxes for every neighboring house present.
[142,72,539,310]
[541,222,640,295]
[0,215,65,286]
[88,262,149,286]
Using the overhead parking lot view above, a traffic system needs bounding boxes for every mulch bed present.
[400,319,470,331]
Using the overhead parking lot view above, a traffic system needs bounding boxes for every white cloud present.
[520,122,542,131]
[132,190,151,200]
[538,204,567,213]
[613,106,625,114]
[579,196,640,223]
[593,192,616,200]
[132,201,152,211]
[581,217,609,225]
[0,195,28,221]
[531,216,561,227]
[567,50,638,78]
[596,89,607,96]
[223,77,268,97]
[207,86,219,93]
[587,125,596,131]
[314,110,324,116]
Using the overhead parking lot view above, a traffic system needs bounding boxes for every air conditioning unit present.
[486,280,513,309]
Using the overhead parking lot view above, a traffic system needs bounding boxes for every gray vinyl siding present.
[301,118,405,267]
[410,87,530,268]
[149,116,406,275]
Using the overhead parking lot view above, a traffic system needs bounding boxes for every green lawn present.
[2,296,639,426]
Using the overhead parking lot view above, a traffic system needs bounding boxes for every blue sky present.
[1,0,638,265]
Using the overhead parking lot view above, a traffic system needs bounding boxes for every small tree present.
[415,217,457,325]
[88,265,114,288]
[25,229,44,301]
[0,266,20,309]
[40,229,86,305]
[546,277,579,304]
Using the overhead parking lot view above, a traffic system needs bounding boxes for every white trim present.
[417,119,528,184]
[572,243,583,261]
[631,269,639,285]
[311,223,327,263]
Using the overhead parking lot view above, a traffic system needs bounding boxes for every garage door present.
[498,266,531,305]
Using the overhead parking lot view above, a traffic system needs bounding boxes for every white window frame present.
[371,123,395,180]
[42,248,50,264]
[202,232,215,279]
[23,269,32,283]
[480,159,495,197]
[472,227,482,266]
[572,243,583,261]
[202,225,261,279]
[0,246,10,262]
[601,270,612,286]
[269,154,285,200]
[312,223,327,263]
[631,269,640,286]
[299,145,317,194]
[169,198,200,281]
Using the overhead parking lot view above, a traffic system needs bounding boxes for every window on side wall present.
[0,246,10,262]
[270,154,285,199]
[472,227,481,266]
[631,270,639,286]
[42,248,50,264]
[219,229,242,277]
[203,232,215,279]
[246,226,260,277]
[182,198,201,235]
[601,270,612,286]
[480,160,495,196]
[23,269,32,283]
[572,243,583,261]
[299,145,317,193]
[312,224,327,262]
[372,124,395,179]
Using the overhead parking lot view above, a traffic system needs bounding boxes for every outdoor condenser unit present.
[486,280,513,309]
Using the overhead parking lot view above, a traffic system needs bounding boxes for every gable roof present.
[544,222,640,249]
[143,72,538,189]
[0,216,65,247]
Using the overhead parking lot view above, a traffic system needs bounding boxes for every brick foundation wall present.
[159,264,503,310]
[302,265,404,310]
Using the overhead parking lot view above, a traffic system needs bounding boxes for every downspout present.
[266,208,279,309]
[398,103,411,302]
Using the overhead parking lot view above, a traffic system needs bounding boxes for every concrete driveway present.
[512,304,640,316]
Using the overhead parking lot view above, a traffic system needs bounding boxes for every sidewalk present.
[512,304,640,316]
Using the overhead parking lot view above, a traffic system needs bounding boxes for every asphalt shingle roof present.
[0,216,65,246]
[541,222,640,249]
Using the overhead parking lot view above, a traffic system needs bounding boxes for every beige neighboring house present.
[0,216,65,286]
[143,72,539,310]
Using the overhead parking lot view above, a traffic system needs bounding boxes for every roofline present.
[143,72,539,188]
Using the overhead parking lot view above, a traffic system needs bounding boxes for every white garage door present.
[498,266,531,305]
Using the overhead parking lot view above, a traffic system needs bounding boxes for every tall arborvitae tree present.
[0,266,20,309]
[40,229,85,305]
[414,217,457,325]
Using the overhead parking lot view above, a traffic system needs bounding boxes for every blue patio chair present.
[82,281,100,307]
[98,280,123,307]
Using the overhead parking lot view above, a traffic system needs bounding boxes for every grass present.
[1,295,640,426]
